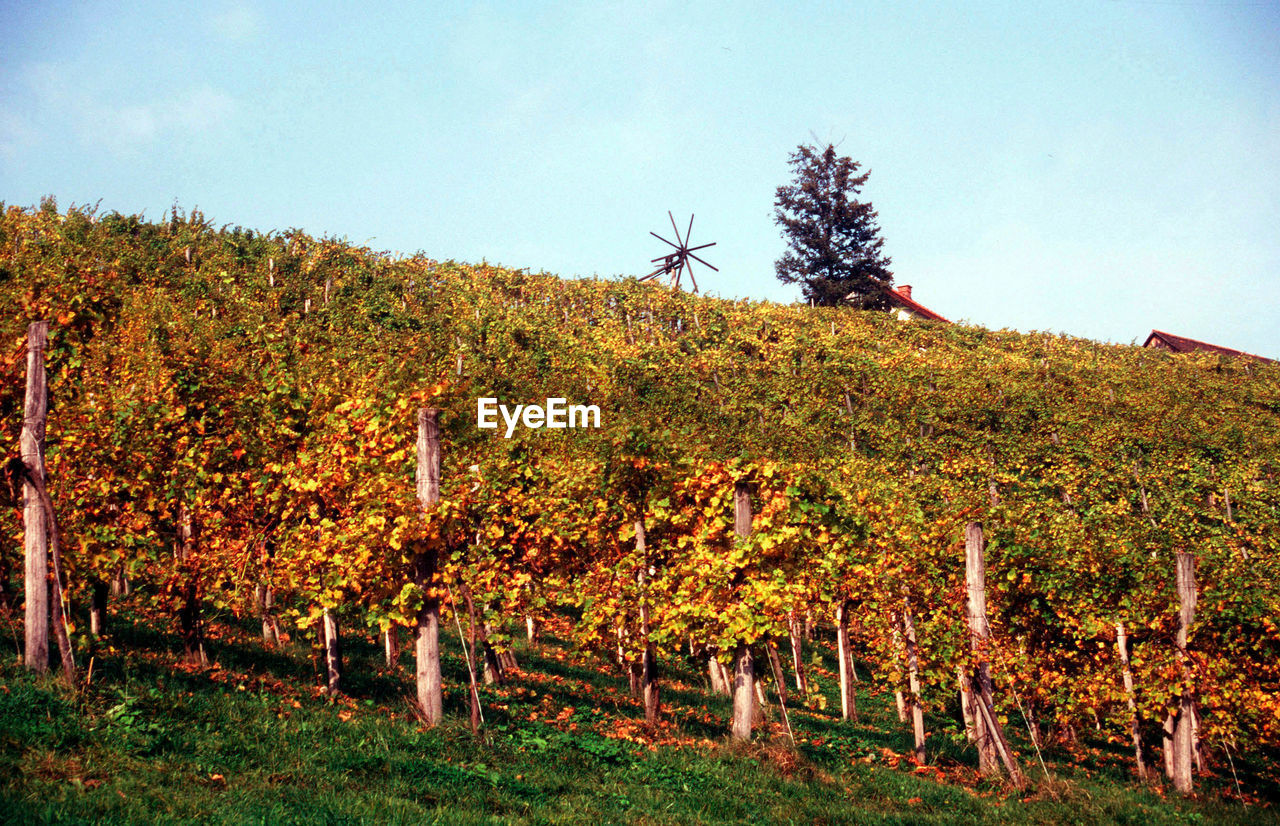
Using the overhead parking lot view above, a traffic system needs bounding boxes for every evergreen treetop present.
[773,143,893,307]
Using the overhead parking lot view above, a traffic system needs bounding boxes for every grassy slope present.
[0,599,1271,825]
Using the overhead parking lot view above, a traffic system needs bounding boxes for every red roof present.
[885,287,949,323]
[1142,330,1274,364]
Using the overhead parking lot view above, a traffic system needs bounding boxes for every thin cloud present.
[21,64,236,155]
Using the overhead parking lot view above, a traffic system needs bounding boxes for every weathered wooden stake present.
[482,622,505,685]
[965,521,1025,787]
[836,600,857,721]
[787,612,808,696]
[708,650,730,695]
[1162,711,1176,779]
[766,637,796,743]
[22,337,76,685]
[111,567,130,597]
[958,665,977,743]
[893,625,908,723]
[974,689,1024,786]
[730,480,756,741]
[1191,705,1204,772]
[753,676,768,726]
[89,580,108,636]
[322,607,342,695]
[902,595,927,764]
[22,321,49,672]
[175,502,207,666]
[1115,620,1147,778]
[966,522,998,772]
[1171,551,1197,794]
[731,643,755,742]
[636,517,660,725]
[256,582,281,646]
[498,640,518,671]
[414,408,444,724]
[617,619,634,691]
[384,625,400,668]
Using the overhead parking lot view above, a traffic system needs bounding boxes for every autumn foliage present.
[1,199,1278,778]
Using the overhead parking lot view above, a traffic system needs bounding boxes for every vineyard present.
[1,199,1279,821]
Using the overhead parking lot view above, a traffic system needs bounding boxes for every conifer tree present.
[773,143,893,307]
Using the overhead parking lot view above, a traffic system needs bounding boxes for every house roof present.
[1142,330,1275,364]
[884,286,949,323]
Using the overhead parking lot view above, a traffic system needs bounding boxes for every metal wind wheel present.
[641,212,718,293]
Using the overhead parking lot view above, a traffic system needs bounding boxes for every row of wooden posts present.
[17,321,1201,793]
[402,410,1200,792]
[697,486,1026,784]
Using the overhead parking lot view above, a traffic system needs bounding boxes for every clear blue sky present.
[3,1,1277,356]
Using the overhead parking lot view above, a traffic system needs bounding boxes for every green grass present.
[0,600,1272,825]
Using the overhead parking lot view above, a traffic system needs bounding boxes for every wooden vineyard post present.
[619,620,637,693]
[731,480,756,742]
[496,634,519,672]
[708,650,730,696]
[256,582,281,646]
[322,607,342,695]
[752,674,768,728]
[90,579,108,637]
[1191,706,1204,773]
[415,408,444,725]
[384,626,400,668]
[965,521,1025,788]
[22,321,49,672]
[965,522,997,772]
[1115,620,1147,778]
[902,594,927,764]
[766,637,796,742]
[957,665,977,743]
[836,600,857,721]
[175,502,207,666]
[893,626,908,723]
[20,319,75,681]
[731,643,755,742]
[718,656,733,697]
[733,479,752,543]
[21,322,76,682]
[787,611,808,697]
[636,517,660,725]
[481,620,506,685]
[111,566,131,597]
[1171,551,1197,794]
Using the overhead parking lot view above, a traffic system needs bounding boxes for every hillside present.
[1,199,1278,821]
